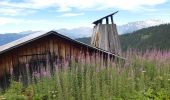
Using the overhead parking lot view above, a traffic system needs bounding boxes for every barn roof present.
[0,31,125,59]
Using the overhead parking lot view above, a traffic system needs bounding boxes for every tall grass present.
[1,50,170,100]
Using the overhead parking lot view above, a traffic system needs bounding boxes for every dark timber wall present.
[0,32,115,89]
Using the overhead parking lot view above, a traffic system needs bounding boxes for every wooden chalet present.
[91,11,122,55]
[0,31,124,88]
[0,11,125,89]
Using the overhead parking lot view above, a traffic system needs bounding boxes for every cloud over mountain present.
[117,19,168,34]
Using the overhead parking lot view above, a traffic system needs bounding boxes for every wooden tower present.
[91,11,122,55]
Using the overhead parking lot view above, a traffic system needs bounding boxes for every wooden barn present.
[0,31,123,89]
[91,11,122,55]
[0,11,124,89]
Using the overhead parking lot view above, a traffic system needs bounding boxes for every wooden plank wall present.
[91,24,122,56]
[0,34,115,89]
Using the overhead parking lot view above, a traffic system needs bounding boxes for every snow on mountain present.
[56,19,168,37]
[18,30,41,34]
[117,19,168,34]
[0,33,28,46]
[0,19,169,46]
[56,27,92,39]
[0,28,92,46]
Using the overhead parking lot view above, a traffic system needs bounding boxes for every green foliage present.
[76,24,170,51]
[0,81,27,100]
[76,37,91,45]
[1,51,170,100]
[120,24,170,51]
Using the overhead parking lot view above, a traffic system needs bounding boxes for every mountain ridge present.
[0,19,169,46]
[77,24,170,51]
[117,19,168,34]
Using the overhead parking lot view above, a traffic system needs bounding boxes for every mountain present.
[120,24,170,51]
[0,31,42,46]
[57,19,167,37]
[117,19,167,34]
[56,19,168,37]
[56,27,92,39]
[18,30,40,34]
[0,27,92,46]
[0,19,168,46]
[76,37,91,45]
[0,33,27,46]
[77,24,170,51]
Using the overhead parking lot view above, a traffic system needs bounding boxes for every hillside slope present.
[76,37,91,45]
[0,33,27,46]
[0,19,167,46]
[120,24,170,51]
[77,24,170,51]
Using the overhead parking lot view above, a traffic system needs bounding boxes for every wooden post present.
[111,16,114,24]
[106,17,109,24]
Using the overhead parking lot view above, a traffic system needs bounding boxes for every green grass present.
[1,50,170,100]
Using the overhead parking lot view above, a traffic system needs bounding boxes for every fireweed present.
[0,50,170,100]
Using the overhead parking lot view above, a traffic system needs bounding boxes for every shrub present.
[0,50,170,99]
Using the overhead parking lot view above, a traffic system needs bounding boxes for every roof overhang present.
[0,31,125,60]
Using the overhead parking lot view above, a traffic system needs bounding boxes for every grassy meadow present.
[0,50,170,100]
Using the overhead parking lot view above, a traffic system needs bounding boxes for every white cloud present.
[0,7,35,16]
[0,0,168,33]
[0,17,21,26]
[0,16,93,33]
[0,17,47,26]
[0,8,20,16]
[57,7,71,12]
[61,12,84,17]
[0,0,168,12]
[32,0,166,11]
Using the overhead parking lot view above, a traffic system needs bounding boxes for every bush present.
[1,50,170,99]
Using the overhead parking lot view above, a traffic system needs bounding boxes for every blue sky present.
[0,0,170,33]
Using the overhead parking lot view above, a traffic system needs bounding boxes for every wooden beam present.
[111,15,114,24]
[92,11,118,25]
[106,17,109,24]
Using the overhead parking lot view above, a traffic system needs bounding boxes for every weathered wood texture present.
[0,34,115,89]
[91,24,122,56]
[93,11,118,25]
